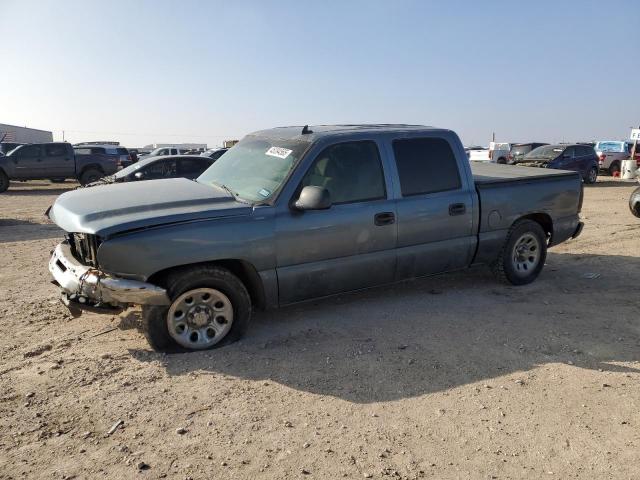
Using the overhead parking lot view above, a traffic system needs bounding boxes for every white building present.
[0,123,53,143]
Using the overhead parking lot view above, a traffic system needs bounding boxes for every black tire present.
[629,186,640,219]
[497,157,507,164]
[141,265,251,352]
[79,168,103,186]
[584,166,598,184]
[608,161,620,176]
[0,170,9,193]
[491,219,547,286]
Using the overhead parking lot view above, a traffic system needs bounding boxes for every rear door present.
[11,145,43,178]
[275,139,397,304]
[42,143,74,177]
[391,135,476,278]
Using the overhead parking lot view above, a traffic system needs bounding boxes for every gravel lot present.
[1,178,639,480]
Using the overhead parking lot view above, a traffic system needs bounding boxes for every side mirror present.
[134,171,144,180]
[293,186,331,211]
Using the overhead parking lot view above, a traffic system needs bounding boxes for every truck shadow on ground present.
[0,219,63,243]
[129,251,640,403]
[591,179,638,188]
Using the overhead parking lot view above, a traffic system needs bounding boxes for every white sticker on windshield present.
[265,146,292,159]
[258,188,271,197]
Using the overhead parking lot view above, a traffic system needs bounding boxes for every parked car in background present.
[466,143,511,163]
[200,147,228,160]
[509,142,548,163]
[85,155,214,186]
[47,124,584,352]
[140,146,191,159]
[594,141,632,176]
[514,144,599,184]
[0,142,117,192]
[466,146,489,162]
[73,144,132,169]
[488,142,511,164]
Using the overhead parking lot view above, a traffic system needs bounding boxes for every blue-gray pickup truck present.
[48,125,584,352]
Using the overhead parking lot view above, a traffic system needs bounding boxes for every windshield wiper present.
[210,181,252,204]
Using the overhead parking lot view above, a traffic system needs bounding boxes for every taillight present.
[598,153,605,165]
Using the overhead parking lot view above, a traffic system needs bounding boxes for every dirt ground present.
[0,178,639,480]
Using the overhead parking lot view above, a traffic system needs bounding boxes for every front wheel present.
[79,168,103,185]
[491,219,547,285]
[142,265,251,352]
[585,166,598,184]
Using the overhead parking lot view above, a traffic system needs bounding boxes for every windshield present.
[197,135,310,202]
[596,141,626,153]
[511,144,534,156]
[524,145,563,160]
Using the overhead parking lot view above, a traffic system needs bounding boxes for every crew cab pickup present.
[47,125,584,352]
[0,142,117,192]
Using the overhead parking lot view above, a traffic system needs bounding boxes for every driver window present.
[563,147,575,158]
[300,141,386,205]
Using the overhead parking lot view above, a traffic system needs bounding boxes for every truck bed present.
[471,162,579,185]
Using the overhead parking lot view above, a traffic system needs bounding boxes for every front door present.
[11,145,43,178]
[275,140,397,305]
[391,136,476,279]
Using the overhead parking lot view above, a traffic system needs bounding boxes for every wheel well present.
[519,213,553,241]
[80,164,104,175]
[148,259,266,310]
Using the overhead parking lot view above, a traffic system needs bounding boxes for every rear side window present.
[393,137,461,196]
[90,147,106,154]
[45,144,67,156]
[74,148,91,155]
[116,148,128,155]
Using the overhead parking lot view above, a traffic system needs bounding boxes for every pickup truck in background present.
[47,124,584,352]
[594,140,639,176]
[0,142,118,192]
[467,142,511,163]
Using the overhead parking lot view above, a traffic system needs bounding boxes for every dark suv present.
[514,144,599,184]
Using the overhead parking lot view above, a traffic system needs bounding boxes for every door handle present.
[449,203,466,216]
[374,211,395,226]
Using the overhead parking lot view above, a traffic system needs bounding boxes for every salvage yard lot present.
[0,180,639,479]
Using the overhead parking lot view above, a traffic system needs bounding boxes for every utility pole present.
[62,130,65,142]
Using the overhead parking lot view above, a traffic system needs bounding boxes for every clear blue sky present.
[1,0,638,147]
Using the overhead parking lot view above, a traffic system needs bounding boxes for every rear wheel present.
[142,265,251,352]
[608,161,620,176]
[491,219,547,285]
[585,166,598,184]
[496,157,507,164]
[0,170,9,193]
[79,168,102,185]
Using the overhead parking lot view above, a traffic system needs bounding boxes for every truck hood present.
[49,178,252,237]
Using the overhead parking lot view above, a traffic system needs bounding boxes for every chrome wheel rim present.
[167,288,233,349]
[512,233,540,276]
[589,168,597,183]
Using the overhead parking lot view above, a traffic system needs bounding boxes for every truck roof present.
[252,124,445,141]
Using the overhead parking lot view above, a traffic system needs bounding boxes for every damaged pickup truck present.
[48,125,584,352]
